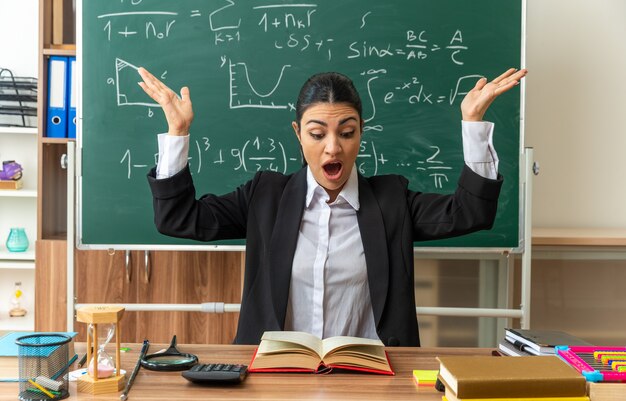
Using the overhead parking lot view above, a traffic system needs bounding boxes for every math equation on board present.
[86,0,510,192]
[119,137,453,189]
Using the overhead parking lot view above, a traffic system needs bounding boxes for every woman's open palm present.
[461,68,527,121]
[137,67,194,136]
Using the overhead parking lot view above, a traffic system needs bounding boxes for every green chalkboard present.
[79,0,523,249]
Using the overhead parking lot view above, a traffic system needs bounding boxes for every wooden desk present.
[0,344,493,400]
[533,228,626,247]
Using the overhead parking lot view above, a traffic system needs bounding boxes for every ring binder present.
[67,56,76,138]
[46,56,68,138]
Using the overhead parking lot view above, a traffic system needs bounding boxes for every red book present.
[248,331,394,375]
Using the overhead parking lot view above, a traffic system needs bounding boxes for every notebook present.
[505,329,592,355]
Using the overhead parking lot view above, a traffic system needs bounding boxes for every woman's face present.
[292,102,362,202]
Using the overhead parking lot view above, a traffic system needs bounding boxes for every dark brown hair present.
[294,72,362,127]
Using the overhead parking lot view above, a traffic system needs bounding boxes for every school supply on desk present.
[435,376,446,392]
[587,382,626,401]
[77,346,93,368]
[120,339,149,401]
[248,331,394,375]
[0,331,77,381]
[46,56,68,138]
[436,355,586,399]
[35,375,64,391]
[15,333,75,400]
[443,395,589,401]
[498,339,534,357]
[505,329,592,356]
[76,306,126,394]
[28,378,56,398]
[139,335,197,371]
[412,369,438,386]
[556,346,626,382]
[182,363,248,385]
[50,353,78,382]
[69,367,126,382]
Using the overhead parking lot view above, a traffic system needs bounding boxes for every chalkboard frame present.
[76,0,527,253]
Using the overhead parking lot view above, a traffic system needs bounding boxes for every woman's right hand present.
[137,67,194,136]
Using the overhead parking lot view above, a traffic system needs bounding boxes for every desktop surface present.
[0,343,494,400]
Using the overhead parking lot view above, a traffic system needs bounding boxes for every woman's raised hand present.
[461,68,527,122]
[137,67,194,136]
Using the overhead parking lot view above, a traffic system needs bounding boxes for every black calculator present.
[182,363,248,384]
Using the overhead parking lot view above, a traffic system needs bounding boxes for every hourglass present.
[88,323,116,378]
[76,306,126,394]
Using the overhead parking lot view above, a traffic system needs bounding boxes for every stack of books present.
[499,329,592,357]
[437,355,589,401]
[587,382,626,401]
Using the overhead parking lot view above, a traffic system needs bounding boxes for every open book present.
[248,331,394,375]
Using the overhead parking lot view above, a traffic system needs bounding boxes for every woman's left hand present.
[461,68,527,121]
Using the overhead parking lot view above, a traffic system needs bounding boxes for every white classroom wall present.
[525,0,626,228]
[0,0,38,78]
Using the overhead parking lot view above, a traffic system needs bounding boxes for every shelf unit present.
[0,127,38,331]
[0,250,36,268]
[34,0,75,333]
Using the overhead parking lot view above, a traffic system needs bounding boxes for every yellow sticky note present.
[413,369,438,386]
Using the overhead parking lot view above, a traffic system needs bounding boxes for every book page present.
[320,336,390,371]
[250,351,321,371]
[260,331,323,357]
[257,340,315,355]
[323,351,391,372]
[321,336,385,358]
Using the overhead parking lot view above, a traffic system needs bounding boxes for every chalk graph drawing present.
[229,60,291,109]
[115,58,158,107]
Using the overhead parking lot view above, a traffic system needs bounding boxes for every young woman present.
[139,67,527,346]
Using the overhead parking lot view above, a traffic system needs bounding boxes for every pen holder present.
[16,333,72,400]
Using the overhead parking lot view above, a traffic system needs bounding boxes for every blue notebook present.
[0,331,77,358]
[0,331,78,381]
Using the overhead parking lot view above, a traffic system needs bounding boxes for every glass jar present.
[9,281,27,317]
[6,228,28,252]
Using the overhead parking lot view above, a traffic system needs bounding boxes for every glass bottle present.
[87,323,116,378]
[6,228,29,252]
[9,281,27,317]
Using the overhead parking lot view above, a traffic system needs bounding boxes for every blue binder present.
[46,56,68,138]
[67,56,77,139]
